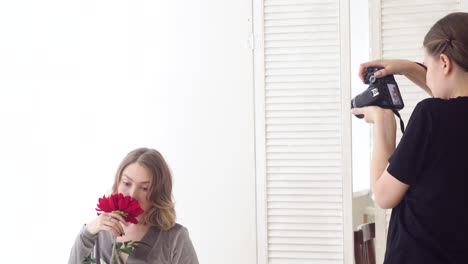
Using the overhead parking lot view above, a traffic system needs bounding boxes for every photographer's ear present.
[440,53,452,74]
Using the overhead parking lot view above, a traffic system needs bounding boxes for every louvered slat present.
[263,0,344,263]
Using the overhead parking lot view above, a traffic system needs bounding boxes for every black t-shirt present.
[385,97,468,264]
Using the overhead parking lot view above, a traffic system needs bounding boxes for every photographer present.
[352,12,468,264]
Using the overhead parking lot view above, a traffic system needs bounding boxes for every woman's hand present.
[358,59,415,81]
[351,106,395,124]
[85,213,129,237]
[359,59,432,96]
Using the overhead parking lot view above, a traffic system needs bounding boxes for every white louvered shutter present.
[369,1,463,262]
[254,0,353,263]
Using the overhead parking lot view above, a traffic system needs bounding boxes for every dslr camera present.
[351,66,404,119]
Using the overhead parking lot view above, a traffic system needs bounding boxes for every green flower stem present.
[110,236,117,264]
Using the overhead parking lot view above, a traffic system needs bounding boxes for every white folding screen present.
[254,0,352,263]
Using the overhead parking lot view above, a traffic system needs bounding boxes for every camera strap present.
[392,110,405,134]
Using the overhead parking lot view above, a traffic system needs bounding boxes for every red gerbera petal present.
[109,194,118,211]
[124,200,140,212]
[95,193,144,223]
[118,196,130,211]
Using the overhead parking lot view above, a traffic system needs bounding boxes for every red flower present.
[96,193,144,224]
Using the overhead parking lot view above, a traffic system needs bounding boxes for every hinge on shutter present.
[247,33,255,50]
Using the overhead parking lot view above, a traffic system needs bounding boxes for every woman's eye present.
[123,182,131,186]
[142,187,149,191]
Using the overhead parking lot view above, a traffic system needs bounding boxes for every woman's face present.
[424,49,449,98]
[118,162,152,213]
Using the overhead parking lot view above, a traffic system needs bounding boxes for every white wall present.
[0,1,256,263]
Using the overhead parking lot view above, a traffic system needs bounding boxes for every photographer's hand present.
[352,106,409,209]
[351,106,394,124]
[359,59,432,96]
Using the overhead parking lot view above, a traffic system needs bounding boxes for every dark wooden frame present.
[354,223,376,264]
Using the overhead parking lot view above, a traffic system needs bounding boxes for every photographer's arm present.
[359,59,432,96]
[352,106,410,209]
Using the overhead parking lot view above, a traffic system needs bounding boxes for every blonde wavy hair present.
[112,148,176,230]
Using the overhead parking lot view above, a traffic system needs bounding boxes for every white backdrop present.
[0,1,256,263]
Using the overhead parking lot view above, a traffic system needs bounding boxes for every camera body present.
[351,66,404,118]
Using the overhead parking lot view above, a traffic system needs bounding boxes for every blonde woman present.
[69,148,198,264]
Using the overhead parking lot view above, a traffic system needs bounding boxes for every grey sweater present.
[69,223,199,264]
